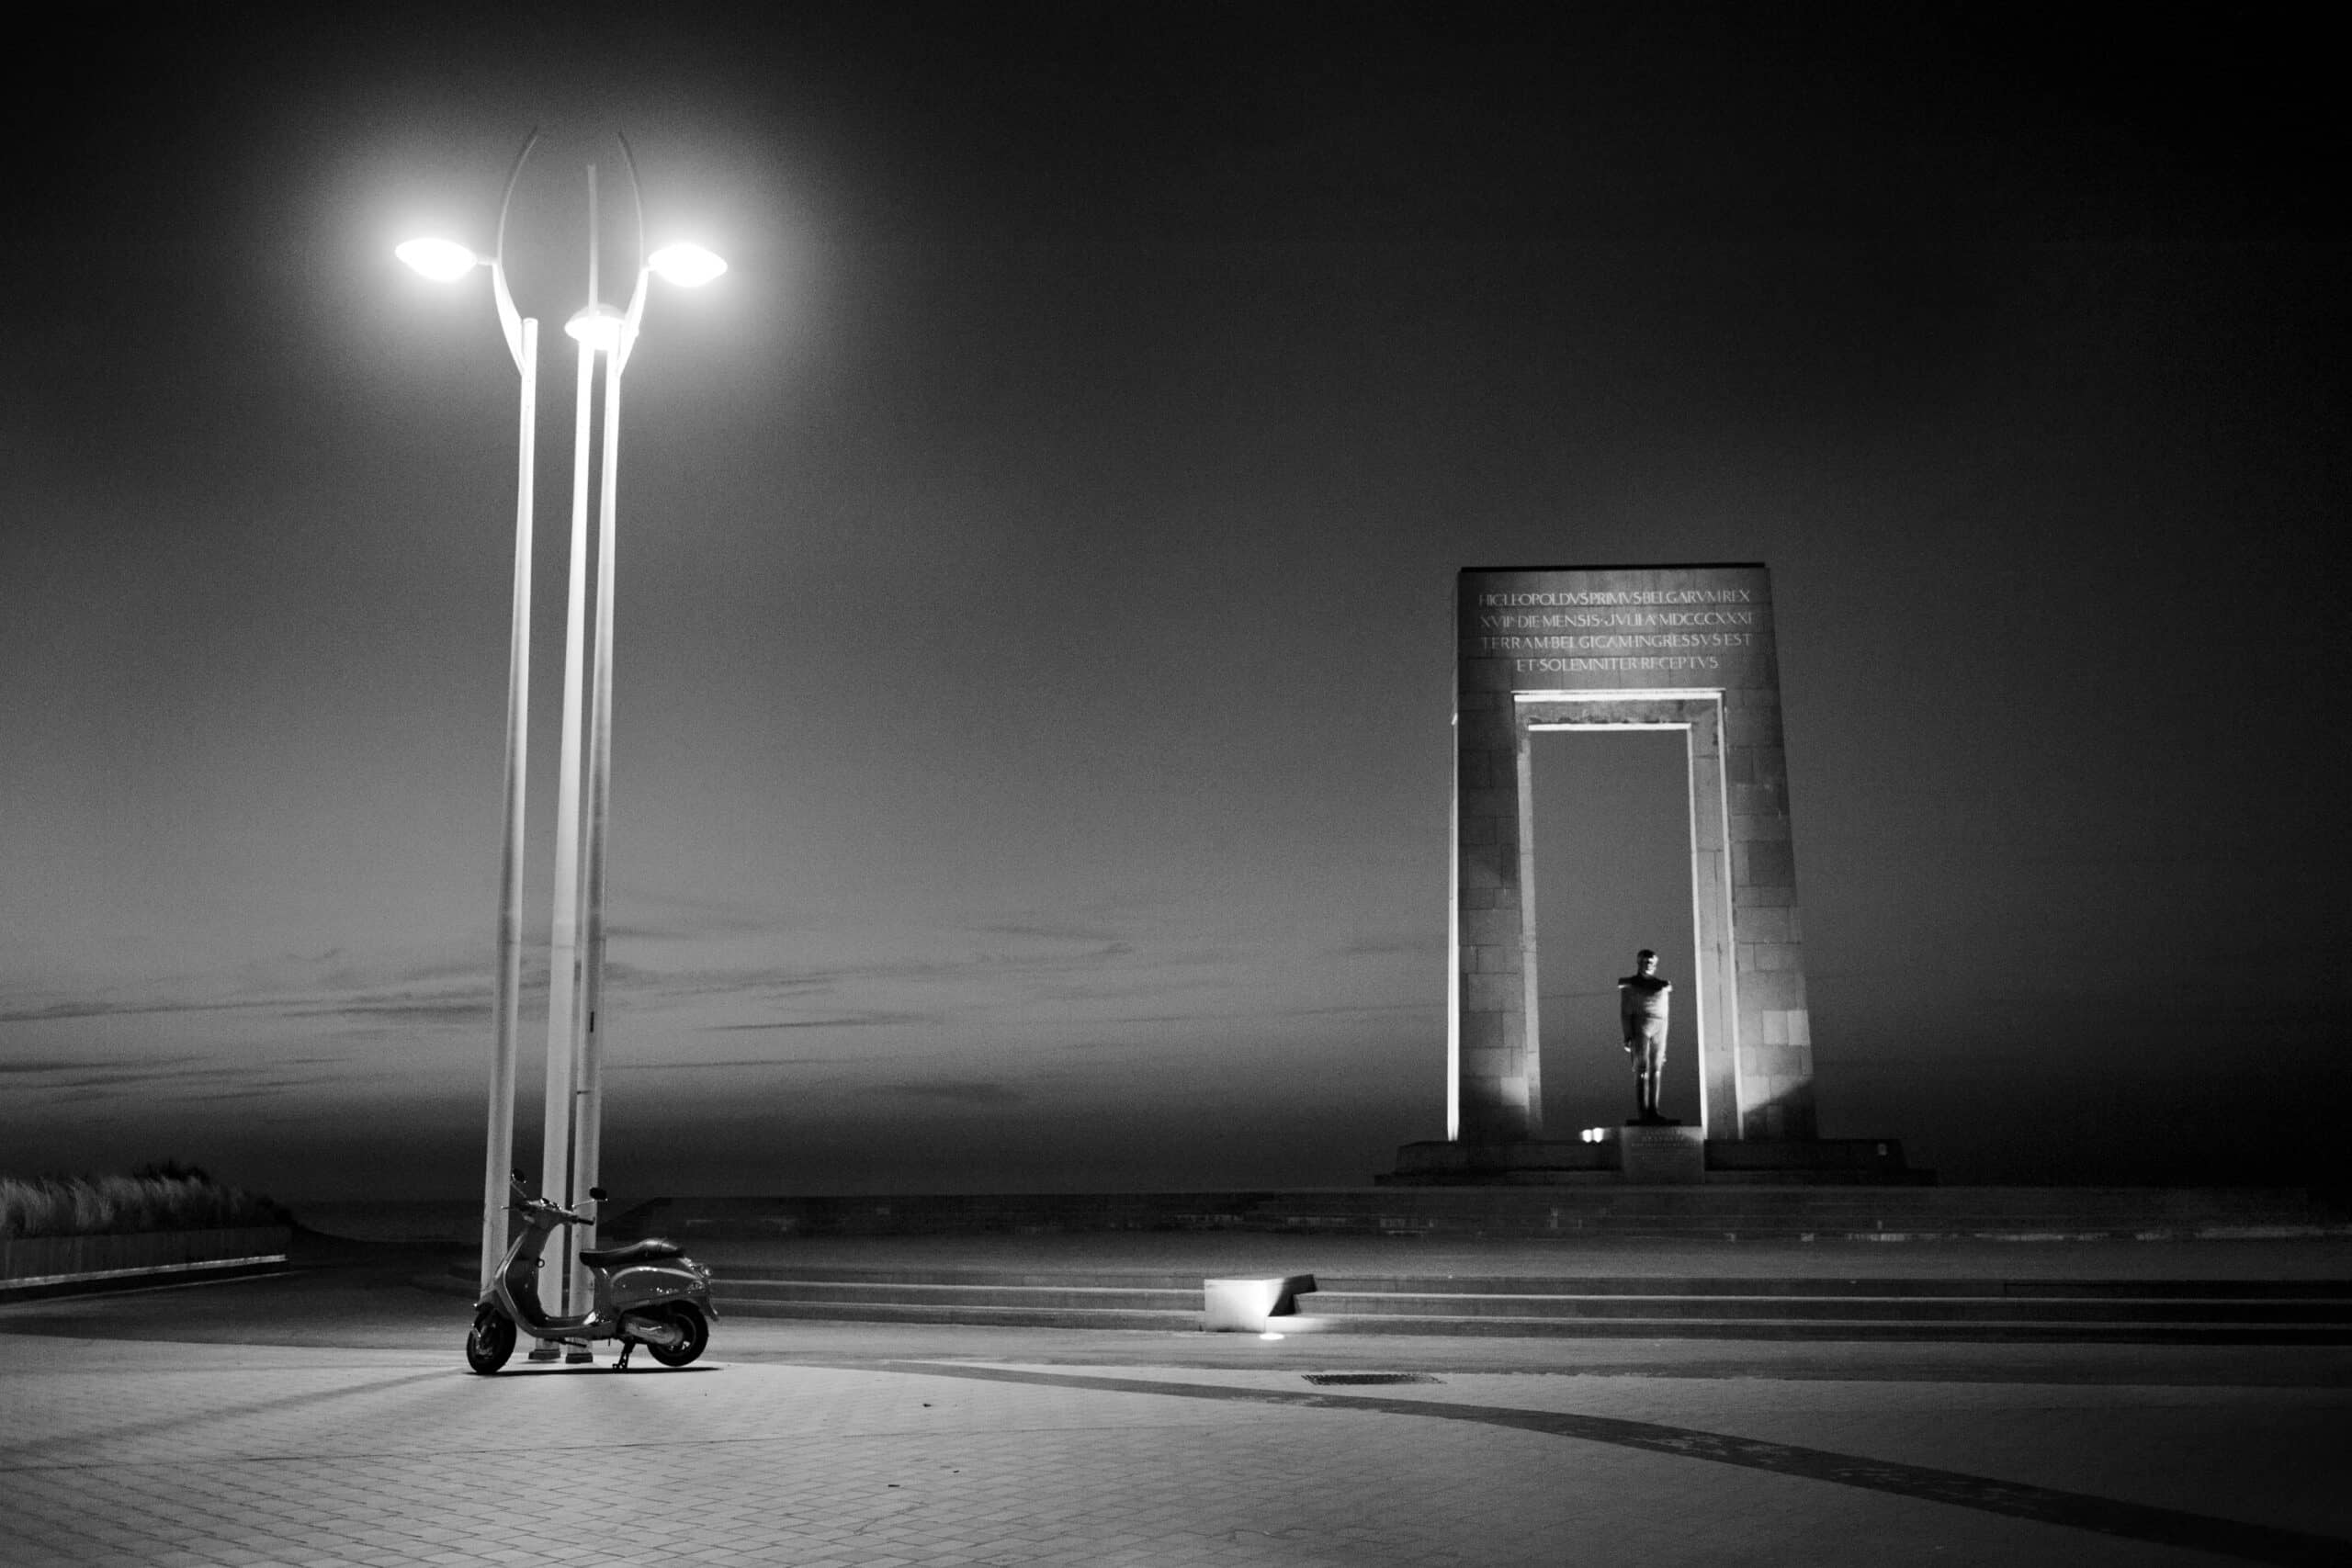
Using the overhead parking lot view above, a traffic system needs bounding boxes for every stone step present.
[702,1270,2352,1342]
[616,1187,2349,1245]
[1328,1275,2352,1299]
[1272,1314,2352,1344]
[722,1266,1204,1289]
[718,1298,1199,1331]
[725,1280,1201,1313]
[1296,1290,2343,1324]
[718,1266,2352,1300]
[1251,1224,2343,1242]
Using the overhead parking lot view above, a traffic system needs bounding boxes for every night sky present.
[6,5,2346,1201]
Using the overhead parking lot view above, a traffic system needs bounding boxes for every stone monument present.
[1388,563,1909,1184]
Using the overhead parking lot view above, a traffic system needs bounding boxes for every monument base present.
[1620,1124,1704,1183]
[1383,1136,1925,1186]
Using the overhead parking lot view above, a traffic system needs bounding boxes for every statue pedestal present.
[1618,1124,1705,1184]
[1383,1134,1921,1186]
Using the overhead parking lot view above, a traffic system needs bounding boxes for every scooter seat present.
[580,1238,684,1268]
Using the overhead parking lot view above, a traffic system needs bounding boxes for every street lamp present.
[401,134,724,1330]
[397,131,541,1300]
[541,143,724,1333]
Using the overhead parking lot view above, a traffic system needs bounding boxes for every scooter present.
[466,1170,716,1374]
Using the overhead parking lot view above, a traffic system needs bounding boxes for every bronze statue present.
[1618,949,1675,1124]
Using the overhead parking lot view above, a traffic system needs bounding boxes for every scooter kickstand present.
[614,1342,634,1371]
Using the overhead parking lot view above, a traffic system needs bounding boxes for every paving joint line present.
[876,1360,2352,1567]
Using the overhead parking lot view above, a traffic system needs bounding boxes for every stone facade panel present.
[1735,839,1795,888]
[1464,972,1522,1015]
[1737,969,1804,1011]
[1458,906,1521,948]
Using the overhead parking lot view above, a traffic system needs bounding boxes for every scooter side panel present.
[606,1264,711,1315]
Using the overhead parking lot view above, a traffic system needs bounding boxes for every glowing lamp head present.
[565,304,627,353]
[396,238,481,281]
[647,243,728,288]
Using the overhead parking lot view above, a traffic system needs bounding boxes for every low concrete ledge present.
[0,1227,292,1303]
[1204,1273,1317,1332]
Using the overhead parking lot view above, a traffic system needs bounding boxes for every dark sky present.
[5,4,2346,1201]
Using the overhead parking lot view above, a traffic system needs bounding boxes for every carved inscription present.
[1467,586,1761,679]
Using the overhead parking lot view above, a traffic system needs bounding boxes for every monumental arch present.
[1449,563,1817,1147]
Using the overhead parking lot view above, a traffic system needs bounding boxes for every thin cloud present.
[605,886,784,942]
[0,996,279,1024]
[871,1079,1025,1106]
[284,995,488,1027]
[967,919,1130,945]
[1,1056,214,1086]
[1056,999,1437,1032]
[607,1055,863,1072]
[704,1010,937,1032]
[1338,932,1443,958]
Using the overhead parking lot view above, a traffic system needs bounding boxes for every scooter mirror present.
[511,1169,527,1184]
[588,1186,608,1201]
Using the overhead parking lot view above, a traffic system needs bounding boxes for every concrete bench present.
[1203,1273,1317,1332]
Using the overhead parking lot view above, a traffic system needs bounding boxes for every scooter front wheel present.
[644,1303,708,1367]
[466,1307,517,1374]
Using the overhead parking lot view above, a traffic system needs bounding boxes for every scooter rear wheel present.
[466,1307,516,1374]
[644,1303,707,1367]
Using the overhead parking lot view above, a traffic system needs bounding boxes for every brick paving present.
[6,1327,2347,1566]
[4,1244,2348,1567]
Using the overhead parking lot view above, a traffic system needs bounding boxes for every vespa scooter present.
[466,1171,716,1374]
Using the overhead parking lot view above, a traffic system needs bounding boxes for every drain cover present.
[1302,1372,1439,1385]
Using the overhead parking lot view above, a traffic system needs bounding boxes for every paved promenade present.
[4,1235,2348,1567]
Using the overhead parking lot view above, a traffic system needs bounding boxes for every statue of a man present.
[1618,949,1674,1124]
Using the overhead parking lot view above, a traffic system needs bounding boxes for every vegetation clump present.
[0,1162,288,1239]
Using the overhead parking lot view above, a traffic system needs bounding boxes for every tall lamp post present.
[401,136,725,1321]
[540,144,726,1335]
[396,131,542,1298]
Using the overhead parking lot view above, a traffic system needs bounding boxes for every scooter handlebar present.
[506,1173,602,1223]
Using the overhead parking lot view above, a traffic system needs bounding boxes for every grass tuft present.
[0,1168,289,1239]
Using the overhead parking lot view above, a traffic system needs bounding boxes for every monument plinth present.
[1387,562,1917,1187]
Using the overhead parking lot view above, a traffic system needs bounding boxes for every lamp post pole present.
[397,131,542,1299]
[536,167,603,1349]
